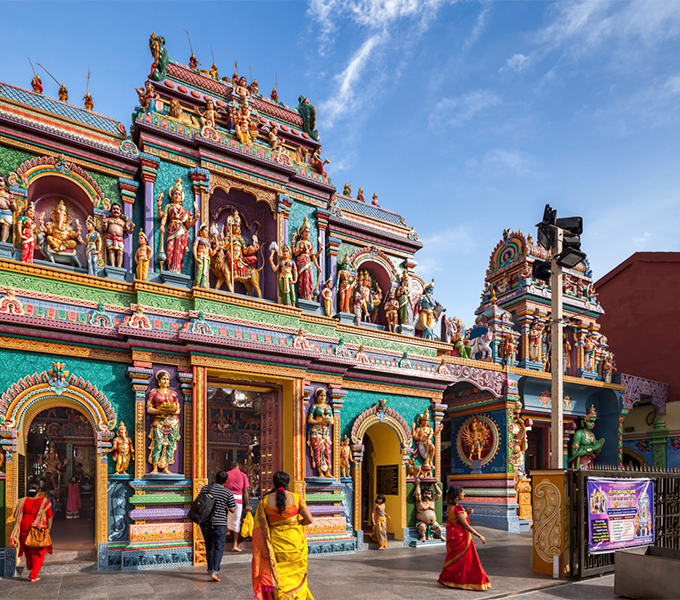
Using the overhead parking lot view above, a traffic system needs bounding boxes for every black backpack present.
[189,485,216,525]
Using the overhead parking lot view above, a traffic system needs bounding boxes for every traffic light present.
[532,260,551,282]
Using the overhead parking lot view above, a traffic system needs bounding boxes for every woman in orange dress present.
[438,485,490,591]
[10,482,53,582]
[252,471,314,600]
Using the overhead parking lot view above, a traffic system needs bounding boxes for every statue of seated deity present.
[38,199,84,267]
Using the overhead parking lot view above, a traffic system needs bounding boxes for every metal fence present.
[568,465,680,579]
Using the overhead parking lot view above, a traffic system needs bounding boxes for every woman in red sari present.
[10,482,53,582]
[438,486,490,591]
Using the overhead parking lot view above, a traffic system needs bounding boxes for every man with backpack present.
[190,470,236,581]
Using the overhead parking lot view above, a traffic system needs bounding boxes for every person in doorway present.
[371,494,390,550]
[9,482,53,582]
[438,486,490,591]
[252,471,314,600]
[66,476,81,519]
[199,470,236,581]
[225,459,250,552]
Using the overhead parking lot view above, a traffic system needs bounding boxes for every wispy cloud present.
[480,149,537,176]
[415,226,476,276]
[430,89,501,128]
[501,53,531,73]
[462,3,491,52]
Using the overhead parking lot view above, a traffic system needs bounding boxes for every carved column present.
[192,365,208,566]
[649,419,668,470]
[140,153,160,267]
[351,443,365,532]
[403,258,418,325]
[315,209,329,295]
[279,196,293,248]
[189,168,210,233]
[329,387,347,479]
[516,310,533,364]
[326,236,341,315]
[618,411,627,467]
[430,400,446,483]
[575,321,588,370]
[118,178,139,272]
[292,379,307,497]
[177,370,194,477]
[127,365,153,479]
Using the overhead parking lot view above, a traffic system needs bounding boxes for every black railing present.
[568,466,680,579]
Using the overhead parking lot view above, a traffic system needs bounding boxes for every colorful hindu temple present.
[0,34,632,574]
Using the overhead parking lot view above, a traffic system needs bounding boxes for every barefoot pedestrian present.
[371,494,391,550]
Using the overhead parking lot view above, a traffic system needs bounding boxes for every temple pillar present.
[118,178,139,272]
[315,209,329,296]
[189,168,210,235]
[329,387,347,479]
[177,370,194,476]
[516,310,532,366]
[279,196,293,248]
[649,419,668,470]
[192,365,208,566]
[430,400,446,483]
[293,379,307,497]
[618,411,628,466]
[351,443,365,534]
[326,236,341,313]
[127,364,153,479]
[140,153,160,272]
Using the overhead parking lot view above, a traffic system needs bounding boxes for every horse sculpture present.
[210,237,264,297]
[414,301,446,340]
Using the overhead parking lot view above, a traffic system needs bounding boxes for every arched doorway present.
[24,406,96,552]
[356,422,406,542]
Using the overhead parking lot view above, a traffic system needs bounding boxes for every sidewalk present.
[0,526,618,600]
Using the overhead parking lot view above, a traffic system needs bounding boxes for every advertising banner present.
[587,477,654,554]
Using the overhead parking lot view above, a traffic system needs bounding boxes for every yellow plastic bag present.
[241,509,254,538]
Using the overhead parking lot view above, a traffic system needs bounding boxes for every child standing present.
[372,494,391,550]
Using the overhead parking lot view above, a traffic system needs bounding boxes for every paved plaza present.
[0,526,618,600]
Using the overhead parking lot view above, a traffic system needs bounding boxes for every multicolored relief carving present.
[307,388,333,478]
[147,370,181,474]
[102,203,134,269]
[414,477,443,542]
[108,421,134,475]
[38,199,84,267]
[292,217,320,301]
[411,409,441,475]
[568,405,605,469]
[156,178,199,273]
[456,415,499,468]
[269,243,297,306]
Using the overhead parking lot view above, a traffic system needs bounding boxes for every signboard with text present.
[376,464,399,495]
[587,477,654,554]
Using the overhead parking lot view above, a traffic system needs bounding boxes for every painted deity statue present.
[307,388,333,477]
[311,146,330,177]
[292,217,320,301]
[569,405,605,470]
[342,183,351,196]
[412,409,439,472]
[156,178,199,273]
[414,281,440,340]
[340,435,353,478]
[147,370,181,475]
[529,321,543,362]
[85,216,102,276]
[215,210,262,297]
[198,99,218,130]
[509,401,528,480]
[110,421,134,475]
[396,271,411,327]
[269,243,298,306]
[31,74,43,94]
[135,231,152,280]
[58,83,68,102]
[503,334,517,366]
[193,224,215,288]
[414,477,443,542]
[39,199,83,256]
[43,446,65,487]
[102,203,134,268]
[0,175,16,243]
[321,278,333,317]
[385,289,399,333]
[136,81,158,113]
[583,334,595,371]
[17,202,37,263]
[148,32,169,81]
[461,417,491,461]
[336,255,355,314]
[169,99,199,127]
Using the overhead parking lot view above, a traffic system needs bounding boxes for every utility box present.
[614,546,680,599]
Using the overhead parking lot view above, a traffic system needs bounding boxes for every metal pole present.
[550,228,564,469]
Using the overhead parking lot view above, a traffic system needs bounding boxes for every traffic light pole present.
[550,228,564,469]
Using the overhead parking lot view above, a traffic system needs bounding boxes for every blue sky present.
[2,1,679,326]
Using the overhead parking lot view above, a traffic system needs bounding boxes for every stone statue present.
[396,271,411,327]
[343,183,351,196]
[601,351,615,383]
[528,321,543,362]
[340,435,353,478]
[17,202,37,264]
[234,100,258,144]
[268,243,297,306]
[135,231,152,280]
[569,405,605,469]
[270,86,278,102]
[0,175,16,243]
[412,409,440,473]
[198,99,219,130]
[336,254,355,314]
[307,388,333,477]
[414,477,443,542]
[102,203,134,268]
[583,334,595,371]
[461,417,490,461]
[147,370,181,475]
[43,446,66,487]
[296,96,319,141]
[414,280,442,340]
[148,32,169,81]
[384,289,399,333]
[292,217,320,301]
[353,285,365,326]
[169,99,199,127]
[372,193,379,206]
[321,278,333,317]
[156,178,199,273]
[268,125,284,153]
[193,224,215,288]
[509,401,529,480]
[85,216,102,276]
[311,146,330,177]
[136,81,158,113]
[38,199,84,265]
[110,421,134,475]
[502,334,517,366]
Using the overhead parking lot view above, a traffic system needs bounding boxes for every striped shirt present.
[200,483,236,527]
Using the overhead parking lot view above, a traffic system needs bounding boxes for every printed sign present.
[587,477,654,554]
[376,464,399,495]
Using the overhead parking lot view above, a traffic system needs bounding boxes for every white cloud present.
[415,226,476,276]
[501,53,531,73]
[430,89,501,127]
[462,4,491,51]
[483,149,536,175]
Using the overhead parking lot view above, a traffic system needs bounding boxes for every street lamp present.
[534,205,585,469]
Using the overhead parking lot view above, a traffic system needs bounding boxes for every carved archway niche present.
[348,247,397,327]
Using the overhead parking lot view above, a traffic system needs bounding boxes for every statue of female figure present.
[147,370,181,475]
[269,243,298,306]
[156,178,199,273]
[17,202,37,263]
[307,388,333,477]
[396,272,411,326]
[568,405,605,469]
[336,255,355,313]
[292,217,320,301]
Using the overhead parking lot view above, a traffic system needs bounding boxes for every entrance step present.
[16,559,97,575]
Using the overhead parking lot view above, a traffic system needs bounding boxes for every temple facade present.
[0,34,632,574]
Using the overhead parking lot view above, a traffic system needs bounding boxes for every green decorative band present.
[129,493,192,505]
[121,541,193,550]
[304,492,345,503]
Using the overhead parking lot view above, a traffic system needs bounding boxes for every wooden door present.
[259,391,280,492]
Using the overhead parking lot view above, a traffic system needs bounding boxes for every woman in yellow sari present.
[252,471,314,600]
